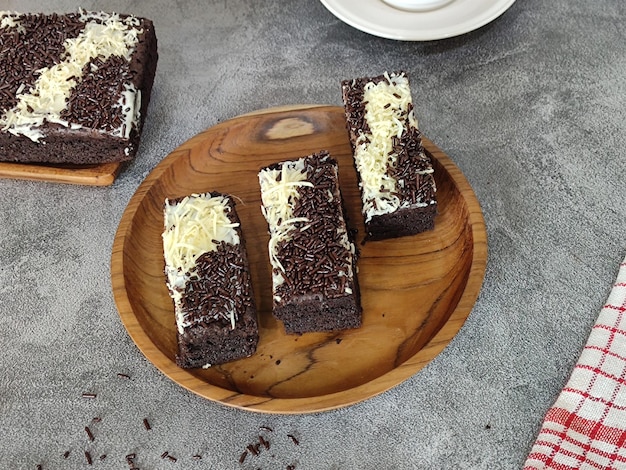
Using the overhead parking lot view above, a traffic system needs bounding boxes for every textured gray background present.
[0,0,625,468]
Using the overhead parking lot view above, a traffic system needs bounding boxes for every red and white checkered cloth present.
[524,255,626,470]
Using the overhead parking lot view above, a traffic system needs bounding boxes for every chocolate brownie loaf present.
[341,71,437,240]
[162,192,259,368]
[0,10,157,164]
[259,151,362,334]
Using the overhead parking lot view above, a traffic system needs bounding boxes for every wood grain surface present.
[110,105,487,414]
[0,160,123,186]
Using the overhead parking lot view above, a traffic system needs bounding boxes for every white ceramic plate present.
[320,0,516,41]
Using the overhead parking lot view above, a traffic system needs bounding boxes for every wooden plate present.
[111,105,487,414]
[0,160,122,186]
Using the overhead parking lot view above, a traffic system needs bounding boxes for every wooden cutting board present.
[0,160,123,186]
[111,104,488,413]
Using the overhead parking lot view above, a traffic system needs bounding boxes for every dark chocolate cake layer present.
[0,10,158,164]
[341,71,437,241]
[259,151,362,334]
[163,192,259,368]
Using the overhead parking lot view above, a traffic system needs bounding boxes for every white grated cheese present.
[259,158,313,284]
[0,11,141,142]
[0,11,25,33]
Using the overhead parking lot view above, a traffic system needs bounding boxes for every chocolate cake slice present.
[162,192,259,368]
[341,71,437,240]
[259,151,362,334]
[0,9,158,164]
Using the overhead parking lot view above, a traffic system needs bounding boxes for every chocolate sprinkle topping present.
[60,55,132,132]
[270,152,356,306]
[177,240,253,327]
[0,12,146,136]
[341,71,436,206]
[167,195,254,328]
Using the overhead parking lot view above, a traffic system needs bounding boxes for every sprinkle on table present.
[259,435,271,450]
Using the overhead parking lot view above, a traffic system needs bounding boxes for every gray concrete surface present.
[0,0,625,468]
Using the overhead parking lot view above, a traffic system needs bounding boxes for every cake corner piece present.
[258,151,362,335]
[341,70,437,241]
[162,192,259,368]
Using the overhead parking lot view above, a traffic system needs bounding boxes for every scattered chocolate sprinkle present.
[117,373,131,379]
[287,465,296,470]
[260,425,273,432]
[92,417,102,423]
[287,434,299,445]
[239,451,248,463]
[247,443,260,456]
[191,454,202,460]
[82,392,97,399]
[85,451,93,465]
[160,451,169,459]
[63,450,70,459]
[36,465,42,470]
[99,454,107,460]
[166,454,177,462]
[259,435,270,450]
[142,418,151,430]
[85,425,95,441]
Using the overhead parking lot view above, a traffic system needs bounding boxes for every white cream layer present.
[0,10,142,142]
[354,71,432,222]
[162,193,240,333]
